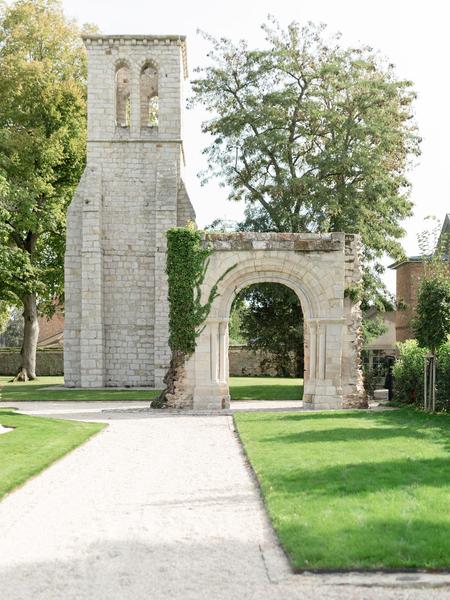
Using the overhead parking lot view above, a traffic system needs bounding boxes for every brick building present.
[389,213,449,342]
[363,214,449,383]
[37,311,64,347]
[390,257,425,342]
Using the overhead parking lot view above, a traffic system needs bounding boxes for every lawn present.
[230,377,303,401]
[0,376,161,401]
[235,408,450,570]
[0,375,303,402]
[0,410,105,500]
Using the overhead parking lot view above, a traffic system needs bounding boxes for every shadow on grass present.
[265,456,450,498]
[261,425,428,445]
[237,408,450,569]
[276,410,394,421]
[279,517,450,570]
[270,409,450,451]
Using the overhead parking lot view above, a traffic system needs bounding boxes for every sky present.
[61,0,450,291]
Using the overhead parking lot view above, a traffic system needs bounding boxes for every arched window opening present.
[115,64,130,128]
[140,64,158,128]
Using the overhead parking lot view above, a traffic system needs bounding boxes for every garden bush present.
[393,339,450,411]
[436,342,450,411]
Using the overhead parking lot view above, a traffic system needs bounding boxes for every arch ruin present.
[169,232,366,411]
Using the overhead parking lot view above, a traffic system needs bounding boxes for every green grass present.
[0,410,105,500]
[0,376,161,401]
[235,408,450,570]
[0,375,303,402]
[230,377,303,401]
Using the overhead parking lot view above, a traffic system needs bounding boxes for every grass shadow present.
[236,407,450,569]
[281,517,450,570]
[261,425,427,445]
[266,456,450,498]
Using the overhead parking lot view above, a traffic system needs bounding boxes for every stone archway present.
[177,232,365,411]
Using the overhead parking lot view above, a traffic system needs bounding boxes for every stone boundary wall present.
[0,350,63,376]
[228,346,296,377]
[0,347,295,378]
[0,347,291,379]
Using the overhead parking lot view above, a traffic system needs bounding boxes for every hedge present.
[393,339,450,411]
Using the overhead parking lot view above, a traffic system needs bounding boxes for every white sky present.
[61,0,450,292]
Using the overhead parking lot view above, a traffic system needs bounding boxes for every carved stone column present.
[304,318,345,409]
[218,320,228,383]
[192,319,230,409]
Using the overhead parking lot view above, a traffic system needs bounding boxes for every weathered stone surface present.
[203,232,344,252]
[170,232,365,410]
[229,346,298,377]
[64,35,195,389]
[64,32,364,410]
[0,350,63,377]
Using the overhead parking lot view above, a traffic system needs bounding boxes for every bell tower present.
[64,35,195,388]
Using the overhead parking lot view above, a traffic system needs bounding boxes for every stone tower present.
[64,35,195,388]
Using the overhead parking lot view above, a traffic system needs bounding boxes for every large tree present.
[192,20,420,308]
[0,0,89,380]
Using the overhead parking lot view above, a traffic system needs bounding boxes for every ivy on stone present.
[166,226,215,355]
[152,226,235,408]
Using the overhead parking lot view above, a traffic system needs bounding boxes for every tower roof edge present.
[82,34,188,78]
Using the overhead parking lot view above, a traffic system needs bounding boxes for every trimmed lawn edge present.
[0,412,107,501]
[292,567,450,574]
[232,413,293,567]
[0,399,155,402]
[6,425,106,500]
[232,411,450,574]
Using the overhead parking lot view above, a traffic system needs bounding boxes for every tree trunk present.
[13,294,39,382]
[151,350,186,408]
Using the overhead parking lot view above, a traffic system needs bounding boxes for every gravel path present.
[0,413,448,599]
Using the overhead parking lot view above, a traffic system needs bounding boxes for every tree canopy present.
[0,0,90,378]
[413,224,450,353]
[192,19,421,307]
[413,272,450,353]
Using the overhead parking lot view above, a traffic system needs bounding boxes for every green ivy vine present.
[152,226,236,408]
[166,226,235,357]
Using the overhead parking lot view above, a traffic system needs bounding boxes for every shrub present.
[413,273,450,352]
[362,366,378,401]
[393,339,450,411]
[393,340,426,406]
[436,342,450,412]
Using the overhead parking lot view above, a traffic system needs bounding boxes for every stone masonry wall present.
[1,347,279,378]
[228,346,297,377]
[342,234,366,407]
[0,350,63,376]
[64,35,195,388]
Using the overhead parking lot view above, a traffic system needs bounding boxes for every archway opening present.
[140,63,158,128]
[115,63,131,128]
[228,282,304,402]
